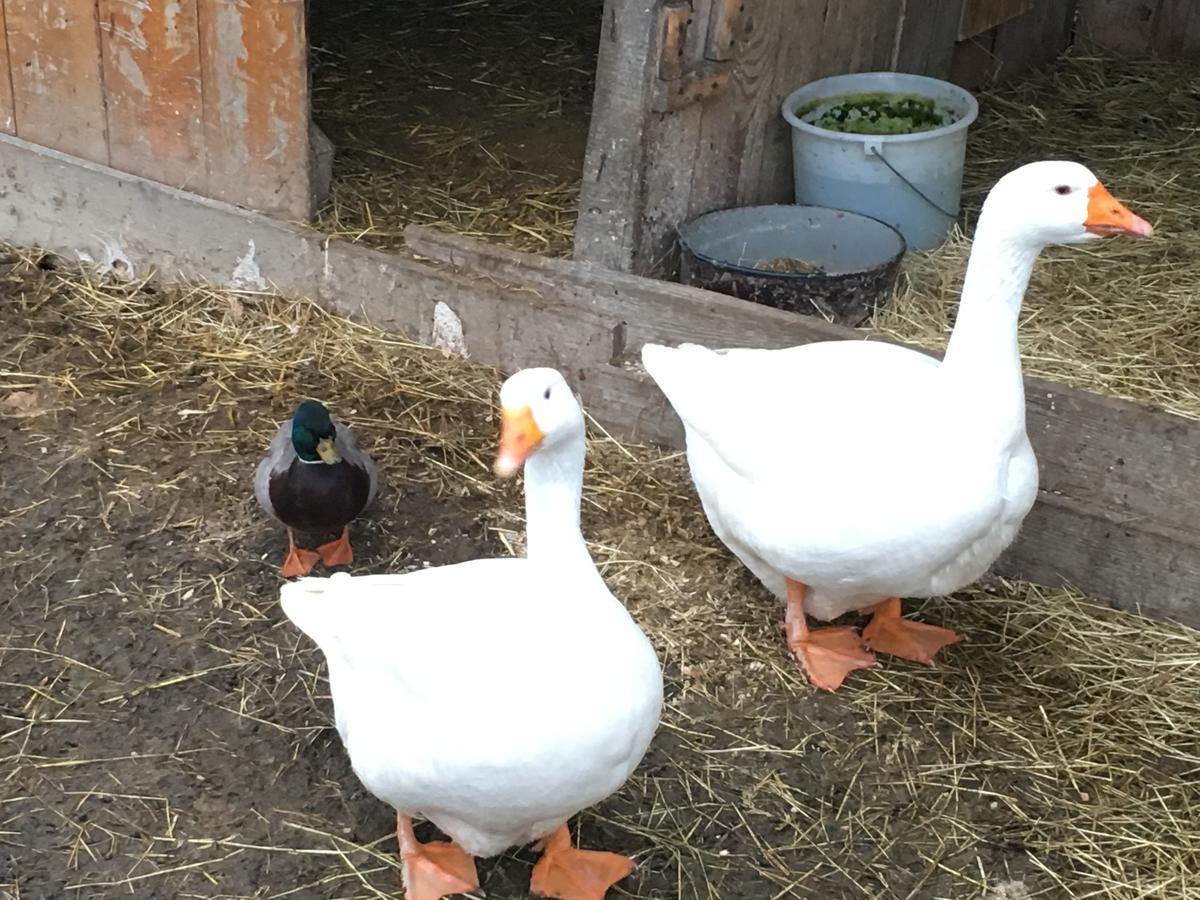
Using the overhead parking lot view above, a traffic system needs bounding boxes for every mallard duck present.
[254,399,378,577]
[280,368,663,900]
[642,161,1152,692]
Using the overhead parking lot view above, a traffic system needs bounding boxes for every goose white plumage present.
[642,161,1152,692]
[281,368,663,900]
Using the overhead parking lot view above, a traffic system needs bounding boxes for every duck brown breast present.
[268,458,372,533]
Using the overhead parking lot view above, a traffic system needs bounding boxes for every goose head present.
[493,368,584,478]
[979,160,1153,248]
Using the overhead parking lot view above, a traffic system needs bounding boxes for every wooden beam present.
[573,0,661,272]
[0,132,1195,626]
[5,0,108,163]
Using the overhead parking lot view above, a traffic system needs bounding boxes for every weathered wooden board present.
[958,0,1035,39]
[196,0,313,220]
[0,132,1195,626]
[894,0,967,77]
[5,0,108,163]
[574,0,662,272]
[1078,0,1200,59]
[989,0,1076,81]
[950,0,1075,88]
[100,0,207,193]
[0,2,15,134]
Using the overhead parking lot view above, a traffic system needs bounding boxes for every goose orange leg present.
[785,579,875,692]
[396,814,479,900]
[862,597,960,664]
[280,528,320,578]
[530,824,634,900]
[317,526,354,567]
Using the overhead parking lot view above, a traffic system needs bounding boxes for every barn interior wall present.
[576,0,1088,276]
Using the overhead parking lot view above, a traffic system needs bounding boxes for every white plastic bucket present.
[782,72,978,251]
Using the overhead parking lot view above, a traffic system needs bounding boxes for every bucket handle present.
[863,141,958,221]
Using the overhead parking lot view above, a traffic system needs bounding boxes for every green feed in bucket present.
[795,92,959,136]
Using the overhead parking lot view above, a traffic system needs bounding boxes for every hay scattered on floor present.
[2,255,1198,898]
[308,0,599,256]
[875,54,1200,420]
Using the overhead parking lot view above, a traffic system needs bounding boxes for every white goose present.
[281,368,663,900]
[642,161,1152,692]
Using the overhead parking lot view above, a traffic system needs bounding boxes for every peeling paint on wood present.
[0,3,15,134]
[100,0,206,192]
[5,0,108,162]
[197,0,313,220]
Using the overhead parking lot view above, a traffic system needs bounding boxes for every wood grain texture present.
[990,0,1075,80]
[0,4,14,134]
[1078,0,1200,59]
[0,134,1193,623]
[100,0,206,192]
[573,0,661,271]
[958,0,1034,39]
[5,0,108,162]
[197,0,313,220]
[894,0,967,76]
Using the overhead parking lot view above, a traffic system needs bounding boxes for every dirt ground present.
[2,257,1198,900]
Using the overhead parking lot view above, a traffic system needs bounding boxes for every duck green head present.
[291,400,342,464]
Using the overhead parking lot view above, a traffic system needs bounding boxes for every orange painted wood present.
[0,4,15,134]
[99,0,207,193]
[197,0,314,221]
[5,0,108,163]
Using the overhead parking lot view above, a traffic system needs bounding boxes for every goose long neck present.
[522,429,592,568]
[943,221,1040,371]
[939,220,1043,441]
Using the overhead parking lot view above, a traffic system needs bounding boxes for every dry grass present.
[876,53,1200,420]
[2,253,1198,898]
[308,0,598,256]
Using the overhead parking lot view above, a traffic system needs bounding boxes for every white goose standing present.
[281,368,663,900]
[642,161,1152,692]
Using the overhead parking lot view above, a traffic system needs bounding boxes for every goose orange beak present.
[1086,182,1153,237]
[494,406,544,478]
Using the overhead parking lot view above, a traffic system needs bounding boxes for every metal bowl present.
[678,204,906,326]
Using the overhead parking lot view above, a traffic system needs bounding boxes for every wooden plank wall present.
[0,0,315,220]
[576,0,1080,276]
[1077,0,1200,59]
[951,0,1078,88]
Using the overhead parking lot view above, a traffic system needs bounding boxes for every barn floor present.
[308,0,598,256]
[3,256,1199,900]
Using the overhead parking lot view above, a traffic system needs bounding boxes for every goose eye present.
[1054,185,1072,196]
[543,387,552,400]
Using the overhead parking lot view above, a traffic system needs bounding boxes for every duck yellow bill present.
[316,437,341,464]
[1086,182,1153,237]
[494,406,544,478]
